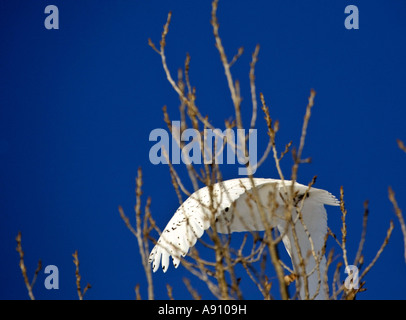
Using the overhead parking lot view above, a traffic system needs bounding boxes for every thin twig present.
[354,200,369,267]
[397,139,406,153]
[291,89,316,183]
[339,186,349,270]
[183,278,202,300]
[260,93,286,184]
[388,187,406,263]
[72,250,91,300]
[229,47,244,68]
[119,167,154,300]
[135,284,142,300]
[166,284,174,300]
[211,0,241,127]
[359,221,394,281]
[249,44,260,130]
[16,232,41,300]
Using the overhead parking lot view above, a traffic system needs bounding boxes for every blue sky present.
[1,0,405,300]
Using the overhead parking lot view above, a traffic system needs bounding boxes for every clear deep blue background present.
[1,0,405,299]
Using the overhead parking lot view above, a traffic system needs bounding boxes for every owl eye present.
[225,207,229,212]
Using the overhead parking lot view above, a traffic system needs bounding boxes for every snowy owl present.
[148,178,339,299]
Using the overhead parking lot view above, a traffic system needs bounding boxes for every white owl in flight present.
[148,178,339,299]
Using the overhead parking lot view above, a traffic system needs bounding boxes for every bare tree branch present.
[16,232,42,300]
[72,250,91,300]
[388,187,406,263]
